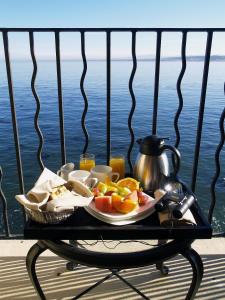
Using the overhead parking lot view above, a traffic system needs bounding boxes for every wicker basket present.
[25,207,76,224]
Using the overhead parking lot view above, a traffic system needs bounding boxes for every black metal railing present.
[0,28,225,238]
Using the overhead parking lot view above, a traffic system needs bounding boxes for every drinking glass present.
[79,153,96,171]
[109,155,125,179]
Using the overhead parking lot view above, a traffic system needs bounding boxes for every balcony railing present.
[0,28,224,238]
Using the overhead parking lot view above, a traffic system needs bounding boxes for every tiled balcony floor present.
[0,239,225,299]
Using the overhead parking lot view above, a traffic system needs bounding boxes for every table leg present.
[26,240,47,300]
[55,240,79,276]
[156,239,169,275]
[67,240,79,270]
[181,247,204,300]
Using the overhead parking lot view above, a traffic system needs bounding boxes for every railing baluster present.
[106,31,111,165]
[175,31,187,148]
[0,167,10,237]
[29,32,44,171]
[127,31,137,173]
[80,31,89,154]
[191,31,213,192]
[2,31,26,223]
[208,84,225,224]
[2,32,25,195]
[55,31,66,165]
[152,31,162,135]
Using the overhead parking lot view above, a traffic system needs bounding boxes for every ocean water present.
[0,60,225,234]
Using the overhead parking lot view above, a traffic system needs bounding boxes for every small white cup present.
[57,163,75,181]
[68,170,98,188]
[90,165,120,183]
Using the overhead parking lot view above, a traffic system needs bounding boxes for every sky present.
[0,0,225,59]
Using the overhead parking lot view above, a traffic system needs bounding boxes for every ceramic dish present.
[85,193,157,224]
[85,203,156,225]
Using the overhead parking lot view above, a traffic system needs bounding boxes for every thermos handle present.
[161,145,181,176]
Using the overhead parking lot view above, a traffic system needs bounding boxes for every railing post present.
[2,31,25,195]
[106,31,111,165]
[174,31,187,148]
[80,31,89,154]
[0,167,10,237]
[191,31,213,192]
[208,83,225,224]
[55,31,66,165]
[127,30,137,173]
[152,31,162,135]
[2,31,26,224]
[29,31,45,171]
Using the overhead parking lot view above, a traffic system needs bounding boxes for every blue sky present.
[0,0,225,59]
[1,0,225,28]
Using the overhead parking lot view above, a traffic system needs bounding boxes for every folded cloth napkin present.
[46,194,93,212]
[15,168,93,212]
[154,189,196,227]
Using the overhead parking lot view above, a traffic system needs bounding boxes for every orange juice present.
[79,159,95,171]
[80,154,95,171]
[109,156,125,179]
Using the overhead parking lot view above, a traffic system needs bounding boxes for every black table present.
[24,203,212,300]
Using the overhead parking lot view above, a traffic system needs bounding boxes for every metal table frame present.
[24,203,211,300]
[26,239,203,300]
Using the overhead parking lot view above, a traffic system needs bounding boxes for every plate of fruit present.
[85,177,157,224]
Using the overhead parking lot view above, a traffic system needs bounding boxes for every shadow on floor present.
[0,254,225,299]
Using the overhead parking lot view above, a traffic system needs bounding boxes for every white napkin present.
[15,168,93,212]
[46,193,93,212]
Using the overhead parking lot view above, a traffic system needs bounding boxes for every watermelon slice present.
[95,196,113,213]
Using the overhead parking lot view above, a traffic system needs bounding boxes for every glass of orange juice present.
[79,153,96,171]
[109,155,125,179]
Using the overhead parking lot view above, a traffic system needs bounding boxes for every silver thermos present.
[134,135,181,193]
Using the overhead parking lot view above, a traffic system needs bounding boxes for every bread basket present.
[25,207,76,224]
[23,179,93,224]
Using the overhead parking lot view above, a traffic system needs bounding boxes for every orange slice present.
[112,193,137,214]
[117,177,140,192]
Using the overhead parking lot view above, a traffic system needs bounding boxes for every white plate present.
[85,204,155,225]
[85,192,157,223]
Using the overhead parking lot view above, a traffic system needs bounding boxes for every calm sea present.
[0,60,225,234]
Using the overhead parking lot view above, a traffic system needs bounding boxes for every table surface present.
[24,202,212,240]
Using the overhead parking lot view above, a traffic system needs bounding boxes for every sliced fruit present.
[105,191,115,196]
[119,187,131,197]
[95,196,113,213]
[111,192,123,203]
[107,180,119,188]
[117,177,140,192]
[113,199,137,214]
[106,186,118,193]
[137,191,149,206]
[97,182,107,194]
[125,190,138,202]
[98,192,104,197]
[92,187,100,197]
[112,193,137,214]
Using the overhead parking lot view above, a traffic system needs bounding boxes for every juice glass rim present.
[110,154,125,159]
[80,153,95,160]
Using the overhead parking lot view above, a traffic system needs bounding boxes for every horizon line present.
[0,54,225,62]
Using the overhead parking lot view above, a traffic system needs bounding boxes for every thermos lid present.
[137,135,165,155]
